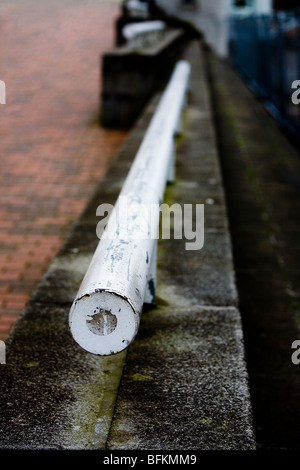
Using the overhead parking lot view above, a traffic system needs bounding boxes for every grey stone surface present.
[0,40,255,450]
[0,302,127,450]
[107,305,254,450]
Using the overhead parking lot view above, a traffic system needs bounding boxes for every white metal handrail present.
[69,60,191,356]
[122,21,166,41]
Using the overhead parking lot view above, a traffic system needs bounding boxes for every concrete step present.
[0,40,255,451]
[207,47,300,450]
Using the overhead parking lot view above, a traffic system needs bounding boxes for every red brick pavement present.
[0,1,128,340]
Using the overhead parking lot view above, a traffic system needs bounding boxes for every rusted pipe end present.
[69,290,140,355]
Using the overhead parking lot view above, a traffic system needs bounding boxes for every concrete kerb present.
[0,39,256,450]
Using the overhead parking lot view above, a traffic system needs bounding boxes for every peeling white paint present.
[69,61,191,356]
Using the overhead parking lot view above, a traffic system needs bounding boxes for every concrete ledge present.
[108,305,253,450]
[0,40,255,450]
[101,28,187,128]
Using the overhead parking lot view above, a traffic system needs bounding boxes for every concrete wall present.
[101,28,187,128]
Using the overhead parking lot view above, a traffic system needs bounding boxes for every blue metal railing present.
[228,13,300,143]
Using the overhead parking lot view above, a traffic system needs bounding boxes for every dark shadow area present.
[205,43,300,450]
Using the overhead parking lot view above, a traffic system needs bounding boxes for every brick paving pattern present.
[0,0,127,340]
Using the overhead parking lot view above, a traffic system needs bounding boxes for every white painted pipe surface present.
[123,20,166,40]
[69,60,191,356]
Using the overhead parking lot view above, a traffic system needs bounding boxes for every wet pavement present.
[0,0,127,339]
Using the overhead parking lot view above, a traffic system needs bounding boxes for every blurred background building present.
[151,0,300,56]
[125,0,300,142]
